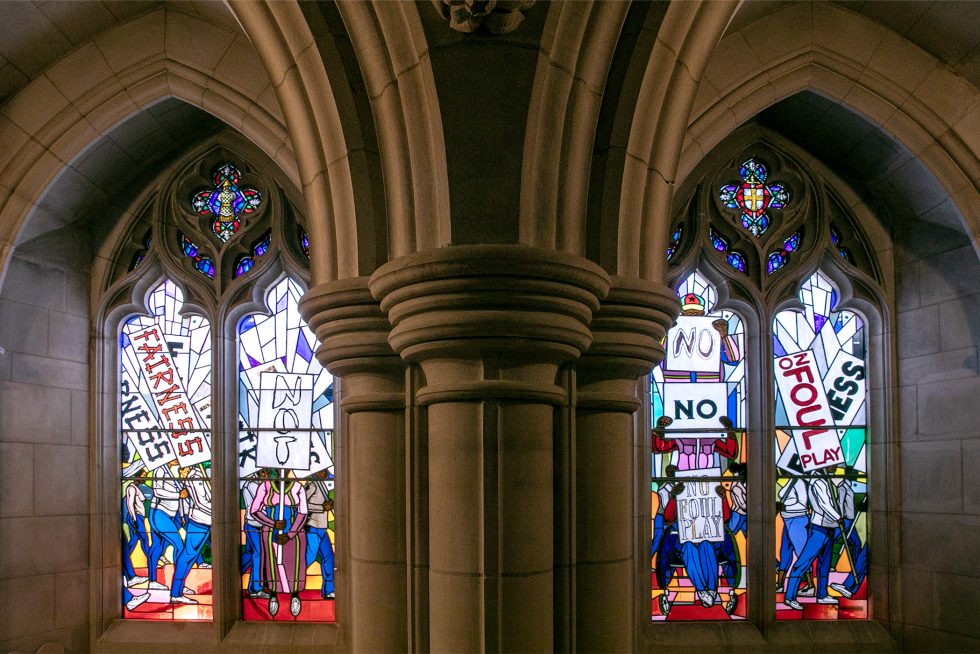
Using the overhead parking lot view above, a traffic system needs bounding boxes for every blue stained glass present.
[253,232,271,257]
[235,256,254,278]
[198,258,215,278]
[783,231,801,252]
[767,252,785,274]
[299,228,310,259]
[297,331,313,362]
[719,184,739,209]
[181,235,198,257]
[666,223,684,261]
[720,158,791,237]
[710,228,729,252]
[179,233,215,279]
[190,162,262,242]
[739,158,767,183]
[728,251,746,272]
[240,315,256,333]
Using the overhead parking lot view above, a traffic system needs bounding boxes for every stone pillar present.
[573,277,678,652]
[370,245,610,653]
[300,277,408,652]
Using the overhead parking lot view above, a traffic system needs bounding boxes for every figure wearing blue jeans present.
[783,475,842,609]
[305,474,335,598]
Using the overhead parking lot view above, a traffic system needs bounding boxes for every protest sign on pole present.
[662,382,728,436]
[675,468,725,543]
[256,372,314,470]
[127,324,210,468]
[665,315,723,373]
[774,350,843,472]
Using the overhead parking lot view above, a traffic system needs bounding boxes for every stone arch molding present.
[519,0,630,255]
[681,2,980,254]
[231,0,450,286]
[0,6,294,289]
[615,2,738,282]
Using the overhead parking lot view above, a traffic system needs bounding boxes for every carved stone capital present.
[370,245,610,405]
[577,276,680,411]
[370,245,610,363]
[298,276,401,378]
[431,0,535,35]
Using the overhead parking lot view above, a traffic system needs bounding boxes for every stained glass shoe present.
[290,595,301,617]
[829,583,853,599]
[126,593,150,611]
[268,595,279,616]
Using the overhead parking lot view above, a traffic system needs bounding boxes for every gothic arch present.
[0,7,293,288]
[680,2,980,253]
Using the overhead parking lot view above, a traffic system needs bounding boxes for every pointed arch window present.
[103,147,336,625]
[653,145,881,623]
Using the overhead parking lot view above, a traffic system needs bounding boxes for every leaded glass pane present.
[120,279,213,620]
[773,270,868,619]
[651,271,747,620]
[238,277,336,621]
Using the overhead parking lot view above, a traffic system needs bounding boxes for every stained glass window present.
[708,227,747,273]
[666,223,684,261]
[773,271,868,620]
[113,152,319,625]
[719,158,790,236]
[120,280,213,620]
[298,227,310,260]
[191,162,262,242]
[651,271,747,621]
[179,233,215,278]
[238,277,336,622]
[766,231,803,275]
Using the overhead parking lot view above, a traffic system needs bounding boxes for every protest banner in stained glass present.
[119,279,213,621]
[651,271,748,621]
[773,270,868,620]
[238,277,336,622]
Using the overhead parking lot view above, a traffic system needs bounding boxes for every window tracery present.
[653,143,882,623]
[102,145,335,625]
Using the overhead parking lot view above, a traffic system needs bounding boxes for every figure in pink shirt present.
[249,471,309,618]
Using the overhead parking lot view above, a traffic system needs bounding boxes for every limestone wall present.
[0,228,91,654]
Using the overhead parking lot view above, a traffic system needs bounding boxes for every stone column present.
[573,277,678,652]
[370,245,610,653]
[300,277,408,652]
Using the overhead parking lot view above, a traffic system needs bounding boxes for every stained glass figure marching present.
[651,271,748,621]
[119,279,213,621]
[191,163,262,242]
[773,270,869,620]
[719,158,790,237]
[238,278,336,621]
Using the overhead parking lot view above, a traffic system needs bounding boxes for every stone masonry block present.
[34,444,88,516]
[898,348,978,388]
[901,440,962,513]
[0,381,72,443]
[11,353,87,391]
[902,512,980,577]
[0,299,48,357]
[939,296,980,352]
[916,376,980,439]
[0,515,88,578]
[0,442,33,517]
[963,440,980,515]
[897,305,940,358]
[0,573,55,641]
[47,312,88,364]
[919,245,980,306]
